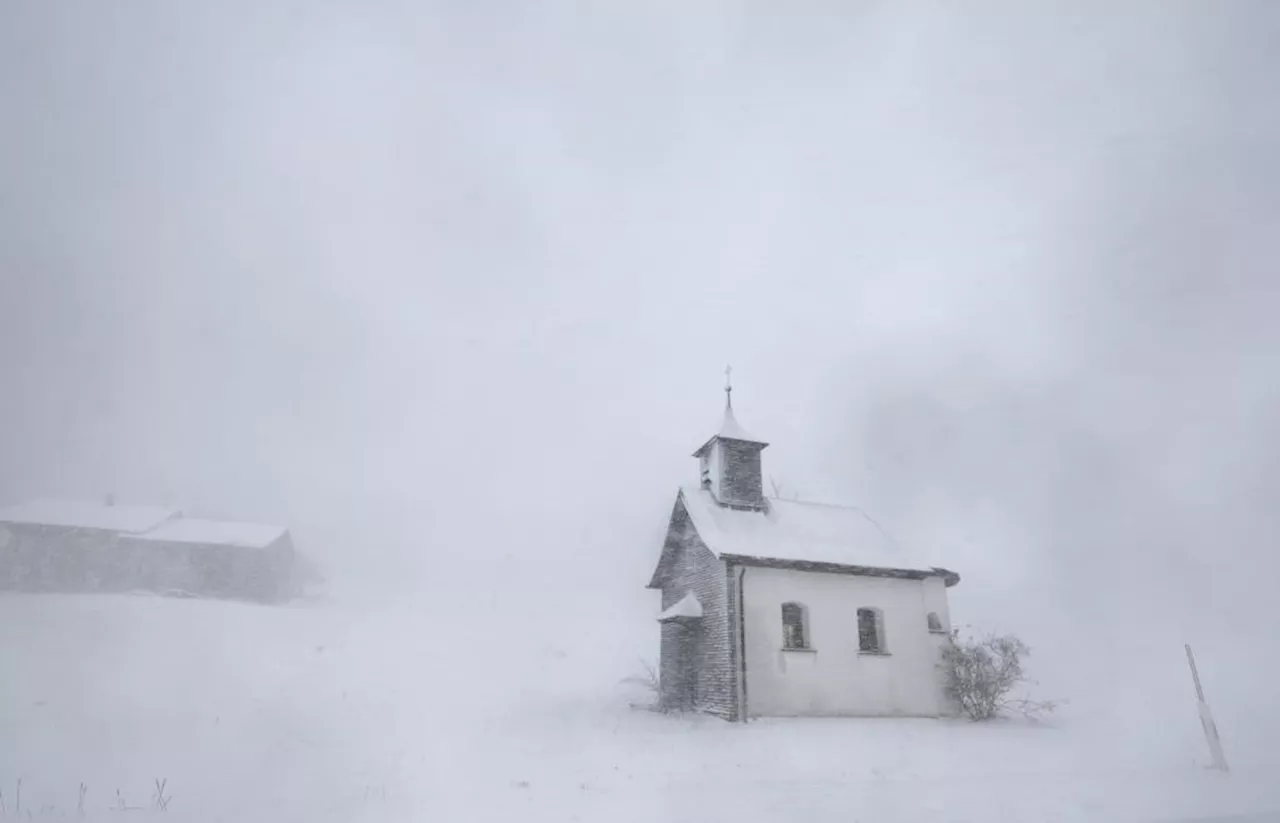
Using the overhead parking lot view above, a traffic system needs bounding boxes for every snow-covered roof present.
[717,406,761,442]
[678,484,936,574]
[693,406,767,455]
[0,499,179,534]
[128,518,287,549]
[657,591,703,621]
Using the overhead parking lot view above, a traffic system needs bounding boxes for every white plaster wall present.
[742,567,950,717]
[921,576,959,715]
[922,577,952,632]
[707,443,723,498]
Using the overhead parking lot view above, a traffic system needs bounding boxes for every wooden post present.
[1185,643,1229,772]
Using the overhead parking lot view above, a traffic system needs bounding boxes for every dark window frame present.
[781,601,811,650]
[857,607,886,654]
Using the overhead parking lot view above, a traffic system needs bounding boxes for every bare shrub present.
[941,629,1061,721]
[619,658,661,710]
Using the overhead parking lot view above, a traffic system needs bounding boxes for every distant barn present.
[0,499,296,603]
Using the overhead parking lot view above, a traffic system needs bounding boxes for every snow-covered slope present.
[0,594,1274,823]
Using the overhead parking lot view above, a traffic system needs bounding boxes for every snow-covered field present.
[0,593,1275,823]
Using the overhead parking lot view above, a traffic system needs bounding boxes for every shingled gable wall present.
[657,496,738,719]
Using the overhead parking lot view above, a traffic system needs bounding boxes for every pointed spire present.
[691,368,769,510]
[718,404,757,442]
[693,368,768,454]
[717,365,761,442]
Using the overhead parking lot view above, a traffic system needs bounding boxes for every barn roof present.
[0,499,179,534]
[0,500,289,549]
[676,484,950,580]
[128,518,288,549]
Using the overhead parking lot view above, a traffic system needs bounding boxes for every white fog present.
[2,2,1278,821]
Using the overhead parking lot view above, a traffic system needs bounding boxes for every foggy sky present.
[3,0,1279,697]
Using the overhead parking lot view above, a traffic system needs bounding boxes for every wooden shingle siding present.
[657,498,738,720]
[718,439,765,509]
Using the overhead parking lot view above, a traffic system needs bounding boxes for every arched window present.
[926,612,944,633]
[857,607,885,653]
[781,602,809,649]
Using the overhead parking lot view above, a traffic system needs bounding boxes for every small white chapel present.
[646,376,961,720]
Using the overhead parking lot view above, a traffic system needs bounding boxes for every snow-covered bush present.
[940,630,1059,721]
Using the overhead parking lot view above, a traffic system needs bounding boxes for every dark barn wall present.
[0,524,116,592]
[0,524,295,603]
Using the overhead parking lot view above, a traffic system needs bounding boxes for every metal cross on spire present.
[724,364,733,409]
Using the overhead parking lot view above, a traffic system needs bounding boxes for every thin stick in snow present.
[152,779,170,812]
[1185,643,1229,772]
